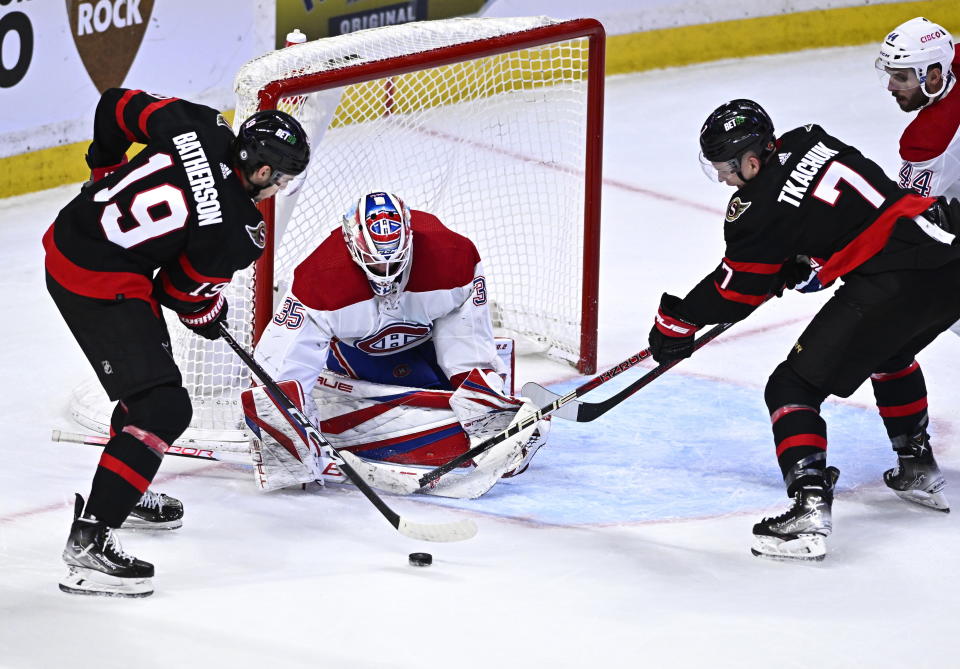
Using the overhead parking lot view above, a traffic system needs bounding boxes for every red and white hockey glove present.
[179,294,228,340]
[648,293,700,363]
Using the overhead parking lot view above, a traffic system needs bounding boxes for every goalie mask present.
[875,17,955,98]
[342,192,413,296]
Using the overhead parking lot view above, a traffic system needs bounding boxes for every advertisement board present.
[0,0,274,159]
[275,0,484,46]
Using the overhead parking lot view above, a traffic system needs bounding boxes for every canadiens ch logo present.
[357,322,431,355]
[246,220,266,249]
[725,197,751,222]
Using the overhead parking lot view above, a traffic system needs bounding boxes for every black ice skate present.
[884,431,949,512]
[60,494,154,598]
[751,467,840,562]
[121,489,184,530]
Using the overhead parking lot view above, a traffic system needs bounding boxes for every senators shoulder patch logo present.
[246,220,266,249]
[725,197,752,222]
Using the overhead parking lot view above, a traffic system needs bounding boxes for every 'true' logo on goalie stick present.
[66,0,155,93]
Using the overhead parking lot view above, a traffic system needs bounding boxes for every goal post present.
[68,16,604,447]
[240,15,604,371]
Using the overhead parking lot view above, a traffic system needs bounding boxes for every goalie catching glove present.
[448,368,550,479]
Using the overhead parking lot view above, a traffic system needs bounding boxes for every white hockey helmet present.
[341,192,413,296]
[875,17,955,96]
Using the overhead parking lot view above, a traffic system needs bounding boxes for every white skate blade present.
[59,566,153,598]
[120,516,183,531]
[892,488,950,512]
[751,533,827,562]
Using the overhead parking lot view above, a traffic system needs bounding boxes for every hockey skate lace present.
[138,490,163,511]
[760,493,802,524]
[103,528,135,563]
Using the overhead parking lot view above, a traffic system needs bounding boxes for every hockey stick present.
[416,321,732,488]
[217,322,477,543]
[520,322,735,422]
[52,429,252,464]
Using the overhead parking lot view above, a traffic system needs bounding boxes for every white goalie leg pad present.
[241,380,327,491]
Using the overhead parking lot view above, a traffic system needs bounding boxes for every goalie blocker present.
[241,345,549,498]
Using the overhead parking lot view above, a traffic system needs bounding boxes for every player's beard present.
[894,88,927,112]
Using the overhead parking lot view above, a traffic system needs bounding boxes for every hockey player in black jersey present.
[647,99,960,562]
[45,88,309,596]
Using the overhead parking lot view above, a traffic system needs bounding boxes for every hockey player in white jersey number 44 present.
[876,16,960,342]
[243,192,549,498]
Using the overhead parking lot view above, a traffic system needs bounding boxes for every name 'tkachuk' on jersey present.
[681,124,940,325]
[254,211,503,394]
[44,89,265,317]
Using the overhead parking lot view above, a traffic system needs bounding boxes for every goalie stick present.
[217,322,477,543]
[521,322,735,422]
[417,321,735,487]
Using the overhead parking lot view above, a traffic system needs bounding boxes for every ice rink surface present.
[2,45,959,668]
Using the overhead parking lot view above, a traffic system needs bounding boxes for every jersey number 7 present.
[812,161,885,209]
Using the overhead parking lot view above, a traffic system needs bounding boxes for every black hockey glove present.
[179,294,228,341]
[919,196,960,245]
[648,293,700,364]
[777,255,831,295]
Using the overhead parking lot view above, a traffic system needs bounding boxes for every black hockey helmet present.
[699,99,775,163]
[233,110,310,182]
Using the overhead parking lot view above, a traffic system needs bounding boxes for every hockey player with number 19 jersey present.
[46,88,310,596]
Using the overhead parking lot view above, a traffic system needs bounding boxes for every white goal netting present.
[70,16,603,446]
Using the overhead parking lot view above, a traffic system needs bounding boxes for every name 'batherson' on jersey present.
[44,88,265,318]
[679,124,942,326]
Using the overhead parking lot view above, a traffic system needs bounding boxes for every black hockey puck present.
[408,552,432,567]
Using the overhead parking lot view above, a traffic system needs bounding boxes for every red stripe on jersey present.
[178,253,230,284]
[818,194,937,285]
[878,398,928,418]
[775,434,827,457]
[138,98,178,137]
[722,258,783,274]
[43,225,158,314]
[98,453,150,493]
[115,89,140,143]
[713,281,767,306]
[329,340,359,379]
[157,270,209,303]
[871,360,919,381]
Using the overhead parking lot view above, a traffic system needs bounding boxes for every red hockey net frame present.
[251,18,604,374]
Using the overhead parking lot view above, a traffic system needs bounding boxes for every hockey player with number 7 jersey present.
[246,192,549,497]
[646,99,960,562]
[45,88,310,597]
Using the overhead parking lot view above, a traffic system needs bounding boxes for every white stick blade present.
[520,382,581,421]
[397,518,478,543]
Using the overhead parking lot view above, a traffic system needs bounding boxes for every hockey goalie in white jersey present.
[242,192,549,498]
